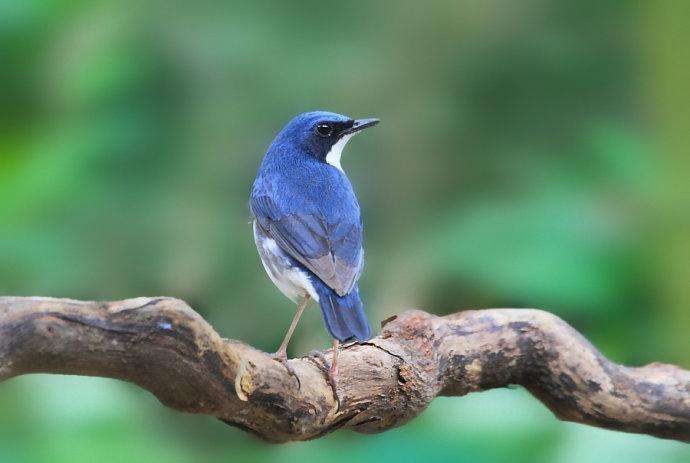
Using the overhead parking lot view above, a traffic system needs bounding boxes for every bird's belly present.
[253,221,319,304]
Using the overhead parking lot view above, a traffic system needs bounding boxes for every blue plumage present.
[250,111,378,343]
[312,279,370,342]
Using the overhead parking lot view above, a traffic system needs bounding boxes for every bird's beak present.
[342,118,380,136]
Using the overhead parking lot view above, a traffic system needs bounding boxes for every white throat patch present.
[325,133,355,172]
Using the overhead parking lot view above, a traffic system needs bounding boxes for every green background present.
[1,1,689,461]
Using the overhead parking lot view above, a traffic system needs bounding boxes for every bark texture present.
[0,296,688,442]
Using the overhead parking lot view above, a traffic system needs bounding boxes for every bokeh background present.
[1,0,689,462]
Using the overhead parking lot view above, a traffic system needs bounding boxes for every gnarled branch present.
[0,296,688,442]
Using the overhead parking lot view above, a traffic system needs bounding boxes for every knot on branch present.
[351,310,441,433]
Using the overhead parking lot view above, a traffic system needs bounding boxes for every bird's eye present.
[315,123,333,137]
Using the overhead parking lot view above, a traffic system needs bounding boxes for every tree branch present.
[0,297,688,442]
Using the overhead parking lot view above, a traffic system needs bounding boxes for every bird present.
[250,110,378,392]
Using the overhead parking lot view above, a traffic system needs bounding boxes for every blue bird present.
[250,110,378,388]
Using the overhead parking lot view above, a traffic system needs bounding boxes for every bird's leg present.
[272,296,309,360]
[271,296,309,386]
[307,339,342,409]
[330,339,340,378]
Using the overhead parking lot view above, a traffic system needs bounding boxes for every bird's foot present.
[307,350,342,410]
[270,350,300,389]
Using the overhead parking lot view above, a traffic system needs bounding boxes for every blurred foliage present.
[1,0,689,462]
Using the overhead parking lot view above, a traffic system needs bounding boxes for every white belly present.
[253,221,319,303]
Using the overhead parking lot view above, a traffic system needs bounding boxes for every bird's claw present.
[270,351,301,389]
[307,350,343,410]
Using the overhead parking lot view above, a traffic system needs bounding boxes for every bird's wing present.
[251,194,363,296]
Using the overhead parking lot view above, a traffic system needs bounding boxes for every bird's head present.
[272,111,379,171]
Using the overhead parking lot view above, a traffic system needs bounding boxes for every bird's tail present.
[313,281,371,342]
